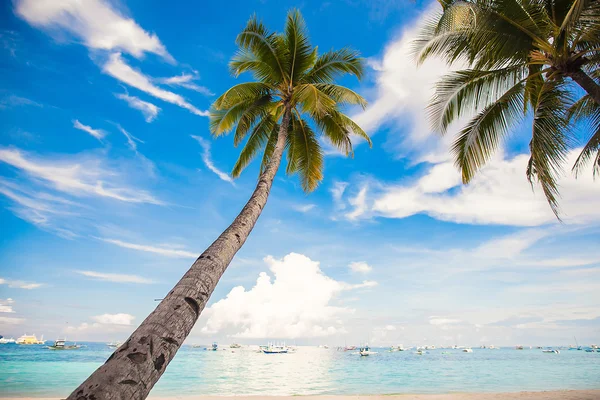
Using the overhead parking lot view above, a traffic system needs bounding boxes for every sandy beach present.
[4,392,600,400]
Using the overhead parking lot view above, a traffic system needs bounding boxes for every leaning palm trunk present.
[568,69,600,106]
[67,109,291,400]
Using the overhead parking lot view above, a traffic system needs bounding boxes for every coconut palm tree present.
[414,0,600,215]
[67,10,370,400]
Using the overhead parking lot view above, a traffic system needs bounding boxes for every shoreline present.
[3,391,600,400]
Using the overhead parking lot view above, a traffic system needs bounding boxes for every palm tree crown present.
[210,10,371,192]
[415,0,600,216]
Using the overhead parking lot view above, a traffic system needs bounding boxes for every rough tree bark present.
[67,107,292,400]
[568,68,600,106]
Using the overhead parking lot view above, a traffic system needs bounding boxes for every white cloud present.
[0,298,15,313]
[103,53,208,116]
[293,204,316,213]
[385,325,396,331]
[115,93,160,123]
[330,181,348,211]
[0,316,25,324]
[91,313,135,326]
[348,261,372,273]
[75,270,154,284]
[369,150,600,226]
[346,185,368,220]
[97,237,198,258]
[191,136,235,184]
[429,317,462,326]
[156,73,213,96]
[0,147,162,205]
[200,253,375,338]
[0,277,43,289]
[0,95,43,109]
[116,125,144,152]
[73,120,106,141]
[15,0,172,61]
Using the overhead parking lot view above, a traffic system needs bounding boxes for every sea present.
[1,343,599,397]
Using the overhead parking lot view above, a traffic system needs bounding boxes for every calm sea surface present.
[1,343,599,397]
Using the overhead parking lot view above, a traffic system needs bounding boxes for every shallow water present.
[1,343,599,397]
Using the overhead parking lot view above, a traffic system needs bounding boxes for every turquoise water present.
[1,343,599,397]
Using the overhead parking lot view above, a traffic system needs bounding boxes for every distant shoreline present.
[3,391,600,400]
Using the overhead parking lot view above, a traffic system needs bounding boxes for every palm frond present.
[302,48,364,84]
[287,116,324,191]
[527,80,575,216]
[568,94,600,176]
[293,83,337,117]
[235,15,287,84]
[213,82,273,110]
[452,81,526,183]
[314,84,367,109]
[284,9,317,84]
[232,117,276,178]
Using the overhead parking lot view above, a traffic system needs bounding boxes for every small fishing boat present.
[0,337,16,344]
[359,345,376,356]
[229,343,241,349]
[16,334,45,345]
[515,345,524,350]
[209,342,218,351]
[415,350,426,355]
[107,341,122,348]
[47,339,81,350]
[542,349,560,354]
[463,348,473,353]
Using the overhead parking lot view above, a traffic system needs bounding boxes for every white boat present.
[489,345,497,349]
[542,349,560,354]
[107,341,122,348]
[414,350,426,355]
[229,343,241,349]
[16,334,45,345]
[0,337,16,344]
[359,345,376,356]
[515,345,524,350]
[463,348,473,353]
[262,342,288,354]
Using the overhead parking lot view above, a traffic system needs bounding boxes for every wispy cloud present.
[190,136,235,185]
[115,93,160,123]
[96,237,198,258]
[75,270,154,284]
[91,313,135,325]
[293,204,316,213]
[0,298,15,313]
[15,0,172,61]
[103,53,208,116]
[116,125,144,152]
[156,73,214,96]
[0,147,162,205]
[0,95,43,109]
[0,277,43,289]
[73,120,106,141]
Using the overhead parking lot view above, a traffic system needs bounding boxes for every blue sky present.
[0,0,599,347]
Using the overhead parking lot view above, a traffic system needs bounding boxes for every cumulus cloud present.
[0,298,15,313]
[103,53,208,116]
[200,253,376,338]
[75,270,154,284]
[91,313,135,325]
[191,136,235,184]
[73,120,106,141]
[14,0,172,61]
[156,73,213,96]
[0,277,43,289]
[96,237,198,258]
[348,261,372,274]
[0,147,162,205]
[115,93,160,123]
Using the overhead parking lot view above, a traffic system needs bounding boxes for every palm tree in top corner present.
[68,9,371,400]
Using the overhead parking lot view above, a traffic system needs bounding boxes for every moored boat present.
[229,343,241,349]
[463,348,473,353]
[542,348,560,354]
[47,339,81,350]
[0,337,16,344]
[262,342,288,354]
[107,341,122,348]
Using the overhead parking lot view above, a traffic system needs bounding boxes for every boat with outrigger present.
[47,338,81,350]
